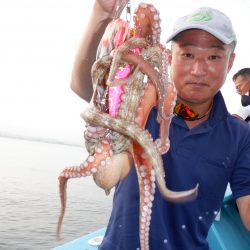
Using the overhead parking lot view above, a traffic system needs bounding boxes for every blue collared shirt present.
[99,92,250,250]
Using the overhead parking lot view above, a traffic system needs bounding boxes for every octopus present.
[56,3,199,250]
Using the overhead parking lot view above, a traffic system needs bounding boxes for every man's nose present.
[191,59,206,76]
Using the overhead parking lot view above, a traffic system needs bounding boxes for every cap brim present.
[166,24,234,44]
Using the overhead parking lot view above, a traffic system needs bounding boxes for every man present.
[70,1,250,249]
[233,68,250,122]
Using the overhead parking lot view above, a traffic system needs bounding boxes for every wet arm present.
[236,195,250,230]
[70,0,128,102]
[70,2,113,102]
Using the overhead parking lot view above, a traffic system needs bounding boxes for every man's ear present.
[167,48,172,65]
[227,52,235,73]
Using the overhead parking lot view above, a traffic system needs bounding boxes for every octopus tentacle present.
[140,45,177,122]
[56,139,113,240]
[139,46,177,154]
[106,37,148,87]
[110,44,176,154]
[133,142,156,250]
[133,3,162,45]
[81,106,199,202]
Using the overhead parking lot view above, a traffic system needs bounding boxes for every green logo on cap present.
[191,12,212,21]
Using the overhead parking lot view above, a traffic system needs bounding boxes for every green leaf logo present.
[190,12,212,22]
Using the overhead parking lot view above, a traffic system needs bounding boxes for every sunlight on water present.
[0,137,113,250]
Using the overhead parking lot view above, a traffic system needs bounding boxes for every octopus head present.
[92,151,133,195]
[133,3,161,45]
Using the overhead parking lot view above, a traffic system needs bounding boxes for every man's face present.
[168,29,235,107]
[234,75,250,96]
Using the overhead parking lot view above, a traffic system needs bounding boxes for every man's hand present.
[96,0,129,19]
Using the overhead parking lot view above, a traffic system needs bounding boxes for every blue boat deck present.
[53,188,250,250]
[207,194,250,250]
[53,228,105,250]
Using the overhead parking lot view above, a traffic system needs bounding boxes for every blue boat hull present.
[207,194,250,250]
[52,228,106,250]
[53,193,250,250]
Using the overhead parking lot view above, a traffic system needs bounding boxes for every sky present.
[0,0,250,145]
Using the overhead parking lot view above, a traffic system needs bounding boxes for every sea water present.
[0,137,113,250]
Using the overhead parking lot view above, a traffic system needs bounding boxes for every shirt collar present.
[209,91,229,122]
[172,91,229,128]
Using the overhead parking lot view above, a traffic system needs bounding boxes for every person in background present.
[233,68,250,122]
[70,1,250,249]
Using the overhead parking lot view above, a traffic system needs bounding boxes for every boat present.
[52,227,105,250]
[52,188,250,250]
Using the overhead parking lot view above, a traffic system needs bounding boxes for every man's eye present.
[183,53,193,59]
[209,55,221,60]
